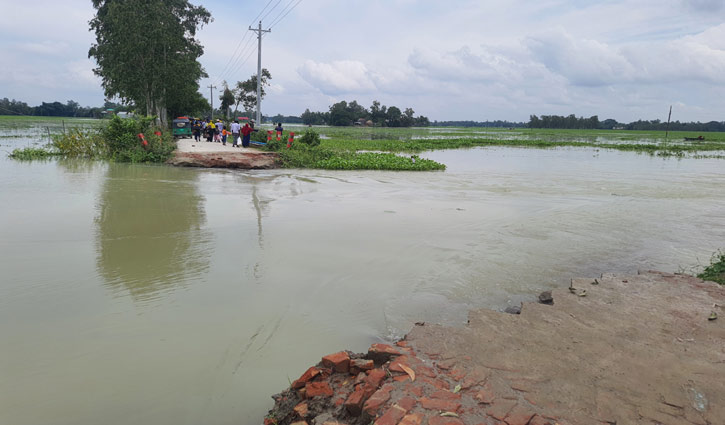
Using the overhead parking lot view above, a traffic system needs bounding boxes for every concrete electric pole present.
[207,84,217,120]
[249,21,270,126]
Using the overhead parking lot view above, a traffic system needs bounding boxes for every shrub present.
[298,130,321,147]
[698,250,725,285]
[51,129,106,158]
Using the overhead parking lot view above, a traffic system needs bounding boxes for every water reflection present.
[96,164,210,302]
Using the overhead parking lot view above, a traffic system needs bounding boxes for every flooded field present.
[1,120,724,425]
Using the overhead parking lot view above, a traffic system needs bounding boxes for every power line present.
[259,0,284,23]
[212,0,276,86]
[268,0,304,29]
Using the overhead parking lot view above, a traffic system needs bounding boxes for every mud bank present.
[168,151,280,169]
[264,271,724,425]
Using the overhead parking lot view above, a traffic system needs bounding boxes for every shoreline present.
[168,137,281,169]
[264,271,724,425]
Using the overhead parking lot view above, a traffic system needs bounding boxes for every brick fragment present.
[448,367,466,380]
[416,365,437,378]
[420,397,462,412]
[344,386,366,416]
[399,413,423,425]
[368,343,401,363]
[374,405,406,425]
[292,367,321,389]
[428,417,464,425]
[397,396,417,412]
[290,422,308,425]
[305,381,333,398]
[389,356,410,373]
[405,384,424,397]
[322,351,351,373]
[422,376,450,390]
[350,359,374,374]
[293,402,308,417]
[364,368,387,393]
[395,340,409,347]
[363,385,393,416]
[430,389,461,400]
[393,375,410,382]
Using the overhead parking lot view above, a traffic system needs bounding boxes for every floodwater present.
[1,128,724,425]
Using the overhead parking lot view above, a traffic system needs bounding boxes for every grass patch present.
[263,130,446,171]
[698,250,725,285]
[9,146,58,160]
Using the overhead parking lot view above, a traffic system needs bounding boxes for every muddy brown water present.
[1,130,724,425]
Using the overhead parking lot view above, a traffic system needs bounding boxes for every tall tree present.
[233,69,271,116]
[219,81,235,118]
[88,0,211,126]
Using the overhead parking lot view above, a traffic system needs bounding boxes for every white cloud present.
[296,60,378,95]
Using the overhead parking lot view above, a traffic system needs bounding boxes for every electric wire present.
[211,0,276,86]
[268,0,303,29]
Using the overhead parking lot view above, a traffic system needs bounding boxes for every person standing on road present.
[231,120,241,147]
[240,123,257,148]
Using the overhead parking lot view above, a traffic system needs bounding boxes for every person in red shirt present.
[240,123,257,148]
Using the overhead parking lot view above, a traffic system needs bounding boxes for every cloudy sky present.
[1,0,725,122]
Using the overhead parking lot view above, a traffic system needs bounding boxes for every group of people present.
[191,118,258,148]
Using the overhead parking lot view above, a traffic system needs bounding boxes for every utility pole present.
[665,105,672,140]
[249,21,270,126]
[207,84,217,120]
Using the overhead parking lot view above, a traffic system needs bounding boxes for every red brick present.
[397,396,417,412]
[365,368,387,391]
[448,367,466,381]
[354,372,367,386]
[396,340,409,347]
[290,422,308,425]
[334,397,345,407]
[428,417,464,425]
[305,381,333,398]
[363,385,392,416]
[368,343,401,362]
[393,375,410,383]
[293,402,308,417]
[398,413,423,425]
[374,405,406,425]
[350,359,375,374]
[430,389,461,400]
[486,399,517,421]
[422,376,450,390]
[405,384,424,397]
[292,367,321,389]
[504,406,536,425]
[344,386,366,416]
[389,356,410,373]
[322,351,351,373]
[420,397,461,412]
[416,365,437,378]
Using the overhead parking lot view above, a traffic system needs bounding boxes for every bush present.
[298,130,321,147]
[698,250,725,285]
[51,129,106,158]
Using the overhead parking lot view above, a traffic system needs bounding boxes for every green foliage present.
[39,116,174,163]
[89,0,212,122]
[298,130,321,147]
[9,146,57,160]
[234,69,271,114]
[313,153,445,171]
[698,250,725,285]
[51,129,107,157]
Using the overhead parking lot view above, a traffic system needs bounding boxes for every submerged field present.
[306,125,725,158]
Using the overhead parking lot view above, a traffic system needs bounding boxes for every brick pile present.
[264,341,558,425]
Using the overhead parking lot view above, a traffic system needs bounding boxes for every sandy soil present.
[265,271,724,425]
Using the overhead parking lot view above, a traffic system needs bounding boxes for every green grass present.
[9,146,58,160]
[698,250,725,285]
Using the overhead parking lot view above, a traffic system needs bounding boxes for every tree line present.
[529,114,725,132]
[300,100,431,127]
[0,98,132,118]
